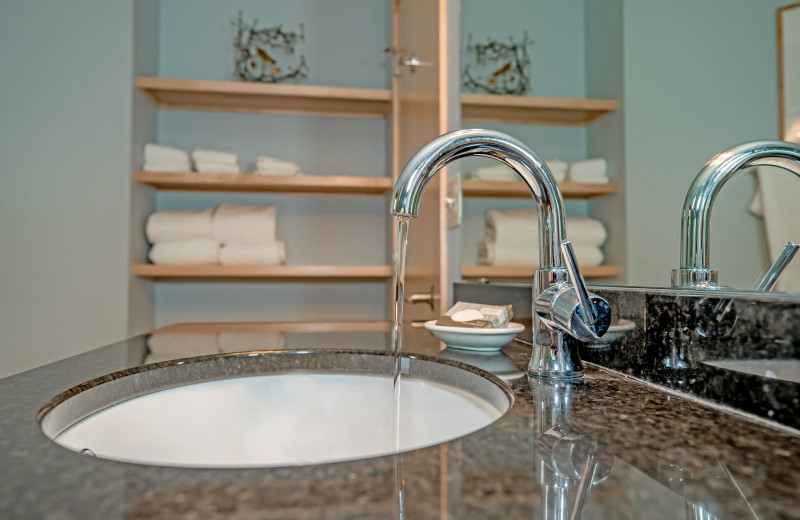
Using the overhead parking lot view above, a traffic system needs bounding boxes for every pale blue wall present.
[0,1,140,377]
[622,0,785,288]
[152,0,392,326]
[460,0,590,266]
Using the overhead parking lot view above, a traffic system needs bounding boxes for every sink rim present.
[38,349,515,453]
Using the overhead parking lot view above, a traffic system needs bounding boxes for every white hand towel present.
[212,203,278,245]
[148,239,221,265]
[486,210,607,247]
[255,156,302,175]
[144,143,190,164]
[194,161,241,174]
[192,147,238,164]
[546,159,568,183]
[754,167,800,291]
[142,159,191,172]
[145,332,220,364]
[145,209,213,244]
[568,158,608,183]
[219,241,286,266]
[218,331,286,352]
[478,241,604,267]
[468,161,567,183]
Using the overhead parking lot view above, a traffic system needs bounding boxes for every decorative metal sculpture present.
[462,32,534,95]
[232,12,308,83]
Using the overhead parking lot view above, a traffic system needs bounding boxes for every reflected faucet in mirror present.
[391,129,611,379]
[672,140,800,289]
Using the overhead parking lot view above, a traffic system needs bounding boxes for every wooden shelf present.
[461,93,618,126]
[133,264,392,282]
[135,171,392,195]
[462,180,619,200]
[462,265,620,280]
[136,77,391,119]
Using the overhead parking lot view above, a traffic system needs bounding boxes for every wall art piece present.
[462,32,533,95]
[233,12,308,83]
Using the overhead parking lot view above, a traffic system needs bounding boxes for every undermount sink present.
[704,359,800,384]
[38,350,512,468]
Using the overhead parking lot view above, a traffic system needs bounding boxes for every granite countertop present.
[1,324,799,519]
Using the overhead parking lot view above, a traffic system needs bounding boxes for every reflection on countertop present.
[0,322,798,519]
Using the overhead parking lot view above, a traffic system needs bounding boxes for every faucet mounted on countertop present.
[391,129,611,378]
[672,140,800,289]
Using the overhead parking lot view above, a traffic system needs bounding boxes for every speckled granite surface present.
[1,327,799,519]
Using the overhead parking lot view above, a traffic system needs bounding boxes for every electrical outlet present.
[446,174,462,229]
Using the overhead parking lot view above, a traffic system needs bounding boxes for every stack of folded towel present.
[478,209,607,267]
[145,330,286,364]
[255,155,302,175]
[213,203,286,266]
[191,147,241,174]
[142,144,191,172]
[567,158,609,184]
[145,209,220,265]
[468,159,568,183]
[145,203,285,266]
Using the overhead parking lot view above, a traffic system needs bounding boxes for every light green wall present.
[0,1,152,377]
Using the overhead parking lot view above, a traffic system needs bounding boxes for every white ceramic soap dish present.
[424,321,525,352]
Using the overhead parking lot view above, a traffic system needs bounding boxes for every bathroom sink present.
[704,359,800,384]
[39,350,511,468]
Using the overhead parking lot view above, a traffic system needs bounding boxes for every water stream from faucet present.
[392,216,410,519]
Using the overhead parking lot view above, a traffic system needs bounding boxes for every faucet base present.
[670,268,719,289]
[527,329,584,379]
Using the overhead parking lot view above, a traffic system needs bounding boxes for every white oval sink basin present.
[39,351,512,468]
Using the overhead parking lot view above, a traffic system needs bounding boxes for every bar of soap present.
[436,301,514,329]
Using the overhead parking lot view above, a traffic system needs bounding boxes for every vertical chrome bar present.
[754,242,799,292]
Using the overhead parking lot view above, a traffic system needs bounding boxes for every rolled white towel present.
[218,331,286,352]
[478,241,604,267]
[145,332,220,364]
[194,161,241,174]
[212,203,277,245]
[145,209,213,244]
[219,241,286,266]
[568,158,608,183]
[486,210,607,247]
[192,147,238,164]
[144,143,190,164]
[546,159,568,183]
[148,239,221,265]
[143,159,191,172]
[255,156,302,175]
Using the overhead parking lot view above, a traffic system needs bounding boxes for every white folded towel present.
[148,239,221,265]
[478,241,604,267]
[143,159,191,172]
[255,156,302,175]
[145,209,213,244]
[486,210,607,247]
[192,147,238,164]
[219,241,286,266]
[568,158,609,183]
[145,332,220,364]
[468,160,567,183]
[145,143,190,164]
[194,161,241,174]
[218,331,286,352]
[212,203,278,245]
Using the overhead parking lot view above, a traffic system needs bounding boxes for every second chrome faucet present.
[391,129,611,379]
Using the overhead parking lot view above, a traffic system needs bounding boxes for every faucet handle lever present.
[754,242,799,292]
[560,240,597,326]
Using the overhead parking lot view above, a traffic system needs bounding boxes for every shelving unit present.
[135,172,392,195]
[136,77,391,119]
[461,93,618,126]
[133,264,392,282]
[462,265,621,281]
[462,180,619,200]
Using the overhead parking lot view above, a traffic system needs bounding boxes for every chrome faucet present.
[391,129,611,378]
[672,140,800,289]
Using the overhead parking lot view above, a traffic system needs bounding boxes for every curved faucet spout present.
[674,140,800,288]
[391,128,567,269]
